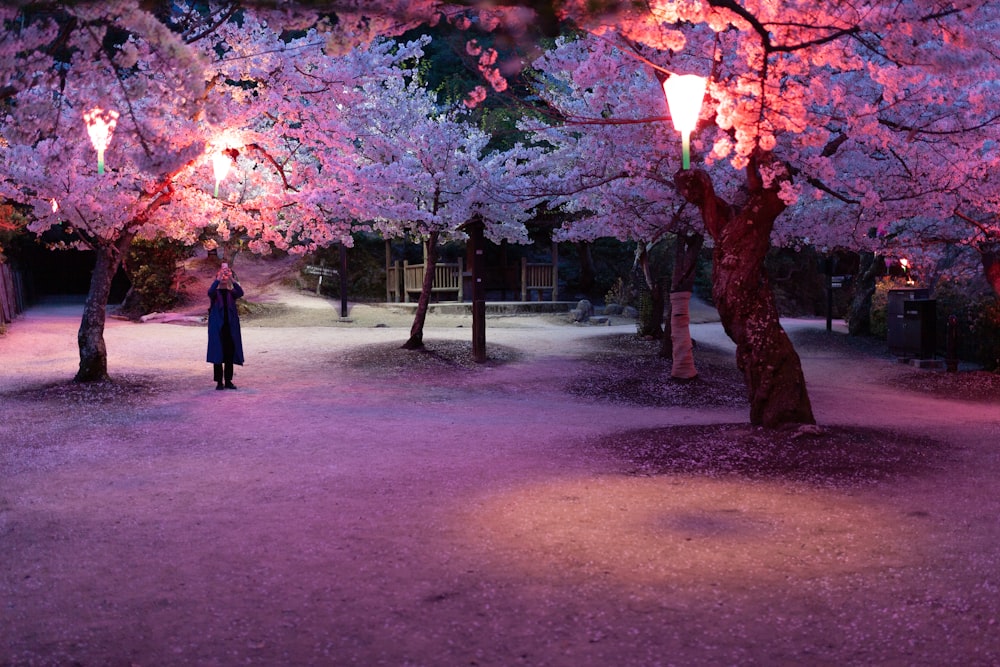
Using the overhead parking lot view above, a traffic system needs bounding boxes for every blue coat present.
[206,280,245,365]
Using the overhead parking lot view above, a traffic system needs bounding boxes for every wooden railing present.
[387,258,464,302]
[0,263,25,326]
[386,261,402,303]
[521,258,558,302]
[385,252,559,303]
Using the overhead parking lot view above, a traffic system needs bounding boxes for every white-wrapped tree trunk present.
[669,290,697,379]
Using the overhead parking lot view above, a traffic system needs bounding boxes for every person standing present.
[207,263,244,390]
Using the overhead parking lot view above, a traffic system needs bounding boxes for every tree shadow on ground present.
[567,333,747,408]
[572,330,958,487]
[3,374,161,406]
[591,424,953,488]
[339,339,521,375]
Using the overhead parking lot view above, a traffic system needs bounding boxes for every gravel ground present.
[1,286,999,666]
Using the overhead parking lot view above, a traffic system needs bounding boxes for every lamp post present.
[83,107,119,175]
[662,74,707,169]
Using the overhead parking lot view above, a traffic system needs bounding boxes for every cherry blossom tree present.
[523,35,708,379]
[0,4,326,381]
[516,4,1000,426]
[0,2,533,377]
[0,4,220,381]
[6,1,1000,426]
[338,67,535,348]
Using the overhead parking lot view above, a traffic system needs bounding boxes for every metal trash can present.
[887,288,935,358]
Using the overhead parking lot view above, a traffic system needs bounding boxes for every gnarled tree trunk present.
[982,241,1000,299]
[402,230,439,350]
[675,155,814,427]
[75,232,134,382]
[635,244,665,338]
[848,252,882,336]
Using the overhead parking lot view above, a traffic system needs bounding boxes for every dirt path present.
[1,300,999,666]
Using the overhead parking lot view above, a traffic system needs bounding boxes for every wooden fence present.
[387,258,464,303]
[0,263,26,325]
[384,240,559,303]
[520,257,559,302]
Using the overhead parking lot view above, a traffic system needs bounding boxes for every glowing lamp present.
[50,198,59,213]
[662,74,707,170]
[83,107,119,175]
[211,150,232,198]
[900,258,914,285]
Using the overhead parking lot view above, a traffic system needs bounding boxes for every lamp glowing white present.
[900,258,914,285]
[662,74,707,170]
[83,107,119,175]
[211,150,232,198]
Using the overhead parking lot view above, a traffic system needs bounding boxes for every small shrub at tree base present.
[636,289,660,338]
[604,276,632,307]
[869,277,909,339]
[934,278,1000,371]
[118,238,191,319]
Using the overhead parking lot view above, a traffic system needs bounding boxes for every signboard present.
[304,265,338,278]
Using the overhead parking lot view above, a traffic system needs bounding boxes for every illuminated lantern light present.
[83,107,119,175]
[662,74,707,170]
[212,150,232,198]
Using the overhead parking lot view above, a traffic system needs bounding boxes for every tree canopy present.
[3,0,1000,425]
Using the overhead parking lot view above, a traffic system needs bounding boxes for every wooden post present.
[385,240,392,303]
[457,257,464,302]
[520,257,528,303]
[403,260,410,303]
[551,241,559,301]
[470,218,486,363]
[339,243,348,318]
[314,259,325,296]
[824,256,834,332]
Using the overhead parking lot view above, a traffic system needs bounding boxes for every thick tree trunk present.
[577,241,595,294]
[660,295,672,358]
[402,231,439,350]
[75,234,132,382]
[982,242,1000,299]
[668,291,696,378]
[675,157,814,427]
[635,245,664,338]
[848,252,881,336]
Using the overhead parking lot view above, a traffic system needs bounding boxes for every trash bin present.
[887,288,935,358]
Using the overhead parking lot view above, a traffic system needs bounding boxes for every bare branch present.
[245,142,300,192]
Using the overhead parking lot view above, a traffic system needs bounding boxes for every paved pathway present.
[1,303,998,665]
